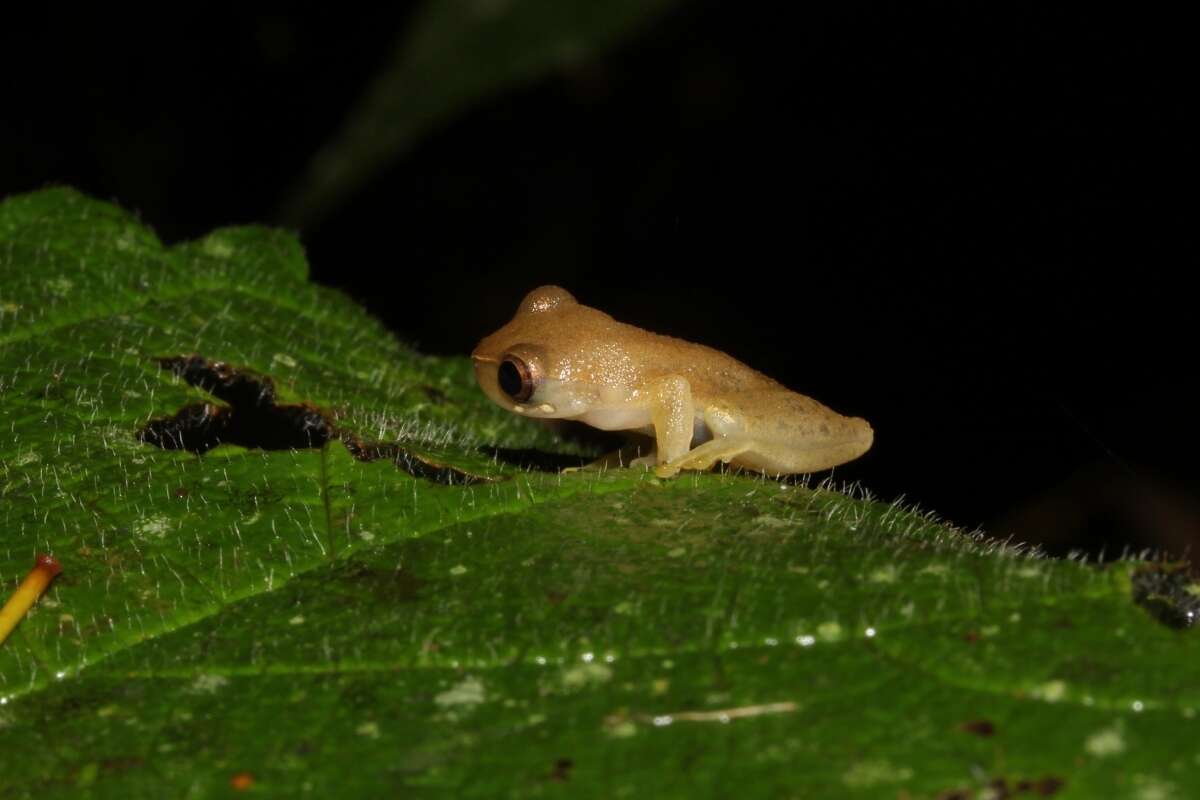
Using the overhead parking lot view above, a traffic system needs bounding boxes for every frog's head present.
[471,285,615,419]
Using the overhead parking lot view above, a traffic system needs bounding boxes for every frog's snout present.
[470,354,503,406]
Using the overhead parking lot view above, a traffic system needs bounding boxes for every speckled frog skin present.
[472,285,873,478]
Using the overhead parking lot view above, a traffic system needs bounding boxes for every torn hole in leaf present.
[341,438,490,486]
[1131,561,1199,630]
[137,355,495,486]
[483,446,592,473]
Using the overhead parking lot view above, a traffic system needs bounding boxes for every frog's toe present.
[659,439,751,477]
[563,447,655,474]
[654,463,681,479]
[629,453,658,470]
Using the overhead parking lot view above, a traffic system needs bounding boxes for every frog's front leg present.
[639,375,694,470]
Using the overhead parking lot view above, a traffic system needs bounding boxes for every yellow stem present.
[0,554,62,646]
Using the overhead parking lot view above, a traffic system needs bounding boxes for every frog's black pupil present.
[498,359,525,399]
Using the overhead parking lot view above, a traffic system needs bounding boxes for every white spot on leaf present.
[1033,680,1067,703]
[44,277,74,297]
[560,663,613,691]
[1085,723,1126,757]
[435,677,485,708]
[817,622,842,642]
[133,515,173,540]
[189,674,229,694]
[842,759,913,788]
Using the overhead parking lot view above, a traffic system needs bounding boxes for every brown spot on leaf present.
[1027,776,1065,796]
[229,771,255,791]
[549,757,574,782]
[98,756,144,774]
[960,775,1066,799]
[936,789,972,800]
[960,719,996,737]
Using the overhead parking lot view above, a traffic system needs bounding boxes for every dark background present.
[3,5,1192,557]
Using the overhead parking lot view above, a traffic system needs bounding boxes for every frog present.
[471,285,873,478]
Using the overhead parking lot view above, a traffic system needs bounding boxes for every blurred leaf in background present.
[281,0,682,226]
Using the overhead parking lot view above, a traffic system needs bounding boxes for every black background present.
[3,5,1192,557]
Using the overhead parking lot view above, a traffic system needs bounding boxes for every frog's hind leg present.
[654,438,750,479]
[654,400,750,478]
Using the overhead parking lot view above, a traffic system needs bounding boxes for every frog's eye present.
[498,354,537,403]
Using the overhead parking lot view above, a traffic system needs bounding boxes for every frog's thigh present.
[647,375,695,465]
[714,390,873,475]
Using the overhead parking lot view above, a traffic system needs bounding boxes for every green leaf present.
[1,188,1197,798]
[281,0,683,226]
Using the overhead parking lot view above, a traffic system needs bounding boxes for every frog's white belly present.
[573,407,712,447]
[575,406,652,431]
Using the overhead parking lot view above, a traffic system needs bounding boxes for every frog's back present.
[615,320,783,397]
[527,289,784,397]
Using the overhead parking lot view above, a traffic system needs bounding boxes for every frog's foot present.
[628,452,657,470]
[562,446,656,474]
[654,438,751,479]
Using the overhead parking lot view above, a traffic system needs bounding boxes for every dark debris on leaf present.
[548,757,573,782]
[1131,560,1200,630]
[937,790,971,800]
[959,719,996,737]
[138,354,495,486]
[939,776,1065,800]
[988,776,1066,798]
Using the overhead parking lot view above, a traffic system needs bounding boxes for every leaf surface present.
[0,189,1196,799]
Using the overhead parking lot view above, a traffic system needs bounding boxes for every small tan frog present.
[472,286,872,478]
